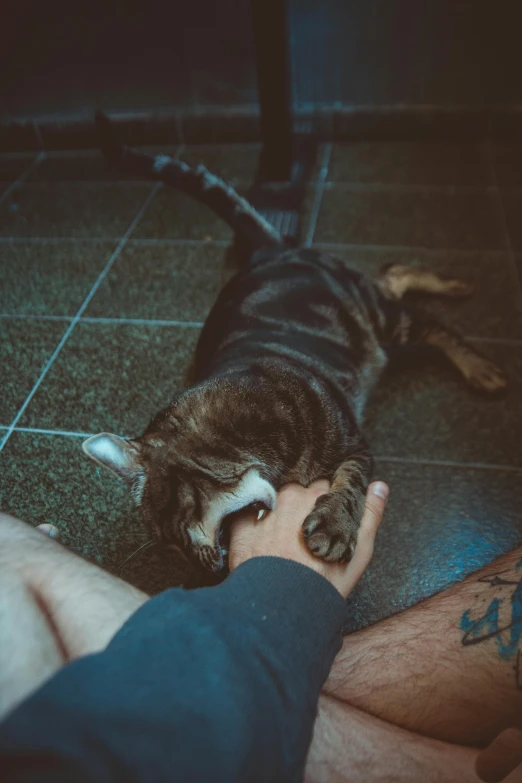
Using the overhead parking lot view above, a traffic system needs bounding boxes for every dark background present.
[3,0,522,124]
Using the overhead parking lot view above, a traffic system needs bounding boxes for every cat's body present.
[84,113,506,578]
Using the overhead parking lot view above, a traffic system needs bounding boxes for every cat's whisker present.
[117,539,155,574]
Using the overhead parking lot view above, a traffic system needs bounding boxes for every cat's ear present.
[82,433,142,483]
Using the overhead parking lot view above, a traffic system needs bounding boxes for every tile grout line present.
[9,178,522,196]
[0,313,519,344]
[375,455,522,473]
[0,314,205,327]
[0,235,511,257]
[304,143,332,247]
[314,242,506,257]
[484,140,522,307]
[0,152,46,207]
[0,182,162,454]
[80,316,203,327]
[322,182,498,195]
[0,237,230,247]
[2,420,520,474]
[0,426,95,439]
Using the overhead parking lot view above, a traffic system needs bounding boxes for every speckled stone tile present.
[328,141,491,185]
[0,154,36,184]
[363,344,521,467]
[314,185,505,250]
[0,182,153,238]
[499,191,522,253]
[0,431,183,590]
[20,321,200,435]
[315,245,522,339]
[86,242,226,321]
[0,319,67,424]
[491,142,522,187]
[28,147,179,182]
[179,144,261,185]
[131,185,236,241]
[0,240,116,316]
[344,460,522,633]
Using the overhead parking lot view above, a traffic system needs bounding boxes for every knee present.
[0,513,49,569]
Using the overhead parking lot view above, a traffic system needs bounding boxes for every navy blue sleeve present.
[0,557,349,783]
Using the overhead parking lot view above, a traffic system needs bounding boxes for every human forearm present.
[0,558,347,783]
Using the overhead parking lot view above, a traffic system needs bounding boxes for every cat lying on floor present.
[83,112,506,578]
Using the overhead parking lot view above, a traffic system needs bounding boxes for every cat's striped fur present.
[84,113,506,579]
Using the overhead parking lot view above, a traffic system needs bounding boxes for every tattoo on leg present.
[460,558,522,691]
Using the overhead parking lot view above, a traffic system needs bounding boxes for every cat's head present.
[82,429,276,573]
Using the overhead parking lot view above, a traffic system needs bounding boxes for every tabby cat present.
[83,112,506,577]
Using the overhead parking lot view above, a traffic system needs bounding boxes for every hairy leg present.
[3,512,521,779]
[306,695,483,783]
[324,547,522,747]
[0,512,148,719]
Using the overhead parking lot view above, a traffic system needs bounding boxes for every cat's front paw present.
[302,494,361,563]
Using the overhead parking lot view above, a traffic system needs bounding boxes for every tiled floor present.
[1,140,522,632]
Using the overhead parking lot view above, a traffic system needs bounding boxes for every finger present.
[476,728,522,782]
[342,481,389,593]
[36,524,61,540]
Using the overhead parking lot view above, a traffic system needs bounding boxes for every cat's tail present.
[95,111,283,251]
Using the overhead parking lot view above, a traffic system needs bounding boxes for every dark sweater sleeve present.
[0,556,348,783]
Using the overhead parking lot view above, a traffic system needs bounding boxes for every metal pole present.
[250,0,293,181]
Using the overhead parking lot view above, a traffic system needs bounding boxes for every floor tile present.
[20,321,200,435]
[315,185,505,250]
[28,147,179,182]
[0,182,153,238]
[86,242,226,321]
[363,344,521,467]
[132,186,235,241]
[491,142,522,187]
[0,431,150,579]
[0,433,217,593]
[0,319,67,424]
[328,141,491,185]
[179,144,261,185]
[344,460,522,632]
[0,240,116,316]
[499,191,522,253]
[0,154,36,184]
[315,245,522,339]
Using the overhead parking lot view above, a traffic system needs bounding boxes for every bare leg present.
[377,263,474,299]
[2,512,520,781]
[0,512,147,718]
[324,548,522,748]
[307,695,482,783]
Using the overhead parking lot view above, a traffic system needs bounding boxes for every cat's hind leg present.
[396,307,507,393]
[302,447,374,563]
[377,264,474,300]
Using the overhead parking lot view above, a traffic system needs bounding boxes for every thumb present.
[341,481,389,595]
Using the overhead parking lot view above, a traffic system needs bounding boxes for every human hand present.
[229,480,388,599]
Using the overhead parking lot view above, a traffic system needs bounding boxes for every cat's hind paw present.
[464,358,507,393]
